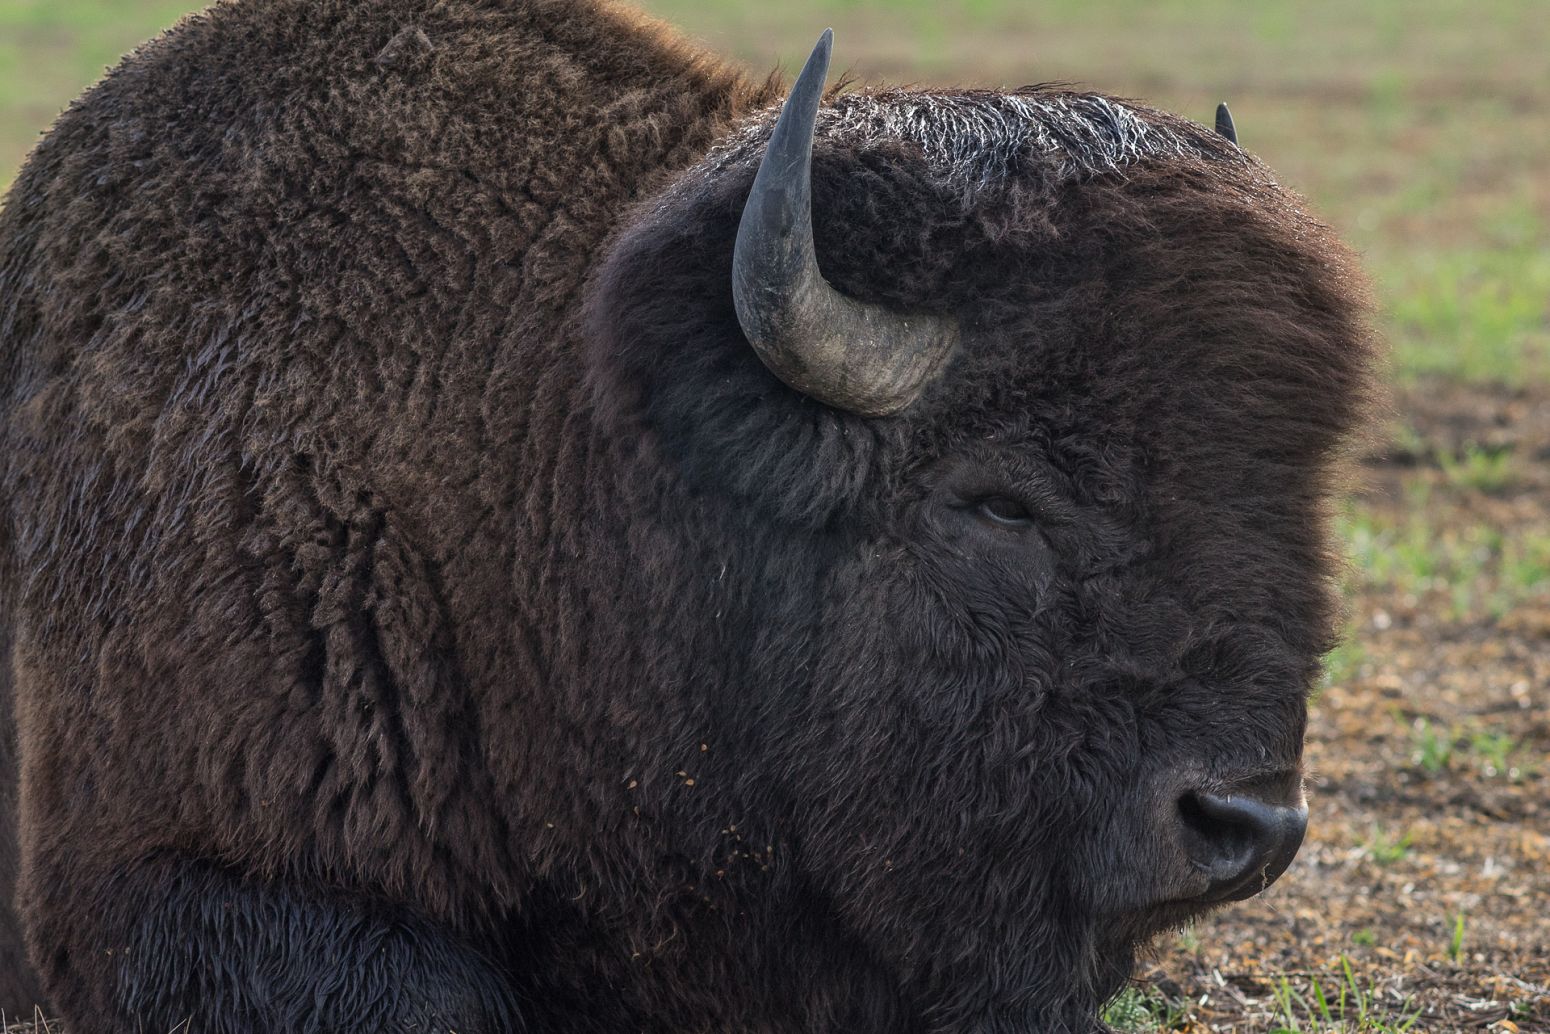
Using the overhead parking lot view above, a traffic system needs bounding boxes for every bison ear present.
[731,30,959,417]
[1214,102,1238,145]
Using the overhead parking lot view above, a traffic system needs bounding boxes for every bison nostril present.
[1177,789,1309,902]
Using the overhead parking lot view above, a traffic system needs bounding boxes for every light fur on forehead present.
[710,88,1245,201]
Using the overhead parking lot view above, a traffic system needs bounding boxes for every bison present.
[0,0,1374,1029]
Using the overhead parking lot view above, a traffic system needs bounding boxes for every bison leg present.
[30,853,521,1034]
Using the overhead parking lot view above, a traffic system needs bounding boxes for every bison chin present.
[917,770,1308,1032]
[942,935,1139,1034]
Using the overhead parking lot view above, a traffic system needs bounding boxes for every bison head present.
[583,31,1371,1033]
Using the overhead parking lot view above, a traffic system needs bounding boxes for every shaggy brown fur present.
[0,619,45,1015]
[0,0,1374,1030]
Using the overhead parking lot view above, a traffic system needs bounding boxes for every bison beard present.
[0,0,1374,1030]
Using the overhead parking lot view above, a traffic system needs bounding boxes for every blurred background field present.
[1,0,1547,1031]
[8,0,1545,387]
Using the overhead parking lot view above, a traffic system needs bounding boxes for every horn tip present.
[1214,101,1238,144]
[815,28,834,62]
[792,28,834,94]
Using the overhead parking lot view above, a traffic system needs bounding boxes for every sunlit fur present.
[0,0,1374,1029]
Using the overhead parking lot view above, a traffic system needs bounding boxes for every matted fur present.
[0,0,1374,1030]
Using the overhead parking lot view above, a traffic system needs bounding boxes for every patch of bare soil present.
[1138,381,1550,1032]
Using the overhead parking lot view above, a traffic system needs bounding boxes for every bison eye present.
[976,497,1034,528]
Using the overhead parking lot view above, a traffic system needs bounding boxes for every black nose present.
[1178,788,1308,902]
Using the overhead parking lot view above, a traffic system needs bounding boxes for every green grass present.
[1410,718,1455,776]
[1338,505,1550,623]
[1102,985,1188,1033]
[1175,925,1201,955]
[1407,718,1529,781]
[1361,825,1413,867]
[1467,729,1517,779]
[1269,956,1422,1033]
[1436,445,1519,495]
[1501,533,1550,596]
[1382,246,1550,386]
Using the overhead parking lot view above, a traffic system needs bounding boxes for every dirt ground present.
[1131,381,1550,1033]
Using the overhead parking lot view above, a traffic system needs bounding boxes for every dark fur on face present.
[0,0,1374,1030]
[586,87,1371,1029]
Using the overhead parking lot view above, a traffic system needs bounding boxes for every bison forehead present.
[708,88,1248,199]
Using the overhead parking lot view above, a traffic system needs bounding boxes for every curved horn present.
[1214,102,1238,144]
[732,30,958,417]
